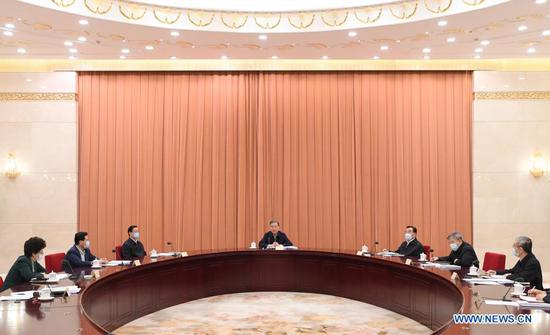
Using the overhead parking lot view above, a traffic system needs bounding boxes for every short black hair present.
[406,225,417,234]
[24,237,46,258]
[128,225,138,234]
[269,220,279,226]
[74,232,88,245]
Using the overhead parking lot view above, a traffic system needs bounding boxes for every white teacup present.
[39,288,51,299]
[48,271,57,281]
[150,249,158,257]
[250,241,257,249]
[419,253,427,261]
[513,283,524,294]
[92,259,100,267]
[468,265,479,275]
[361,245,369,253]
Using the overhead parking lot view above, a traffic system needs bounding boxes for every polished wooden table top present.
[1,249,548,335]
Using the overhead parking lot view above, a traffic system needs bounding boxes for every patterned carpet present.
[114,292,432,335]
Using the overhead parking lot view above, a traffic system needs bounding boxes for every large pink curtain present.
[78,71,472,258]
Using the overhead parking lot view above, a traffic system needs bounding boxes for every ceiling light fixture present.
[474,55,481,59]
[438,20,447,27]
[119,55,126,59]
[145,45,154,50]
[518,25,528,31]
[221,55,228,59]
[480,40,490,46]
[372,56,379,60]
[536,0,546,4]
[5,23,15,29]
[271,55,278,59]
[527,47,536,53]
[422,48,431,53]
[64,41,73,46]
[16,48,26,54]
[543,30,550,36]
[380,45,389,51]
[170,56,177,60]
[475,47,483,53]
[68,55,76,60]
[69,48,78,53]
[322,55,328,59]
[78,19,89,25]
[446,37,456,43]
[170,31,180,37]
[3,31,13,36]
[348,31,357,37]
[77,36,87,42]
[121,48,130,54]
[258,34,268,40]
[424,55,430,59]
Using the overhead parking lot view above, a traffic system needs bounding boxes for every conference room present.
[1,0,550,334]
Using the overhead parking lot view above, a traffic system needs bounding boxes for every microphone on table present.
[167,241,174,255]
[374,241,379,253]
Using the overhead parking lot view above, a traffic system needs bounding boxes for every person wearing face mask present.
[65,232,105,268]
[1,237,47,291]
[383,226,424,257]
[121,225,146,260]
[486,236,543,290]
[430,231,479,267]
[259,220,293,249]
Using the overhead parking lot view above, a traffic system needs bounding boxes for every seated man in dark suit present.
[65,232,104,268]
[386,225,424,257]
[431,231,479,267]
[259,220,293,249]
[121,225,146,260]
[1,237,47,291]
[487,236,543,289]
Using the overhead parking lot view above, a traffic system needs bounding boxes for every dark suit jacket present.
[65,245,97,268]
[1,256,46,291]
[544,290,550,304]
[395,238,424,258]
[121,238,146,260]
[497,253,543,290]
[259,231,293,249]
[438,241,479,267]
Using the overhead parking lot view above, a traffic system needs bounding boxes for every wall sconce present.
[529,151,546,178]
[4,153,21,179]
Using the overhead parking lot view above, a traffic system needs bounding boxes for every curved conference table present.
[1,249,548,334]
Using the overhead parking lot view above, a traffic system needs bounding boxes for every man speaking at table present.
[121,225,146,260]
[259,220,293,249]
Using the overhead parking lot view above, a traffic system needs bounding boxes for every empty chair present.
[482,252,506,272]
[45,252,66,273]
[112,245,123,260]
[423,245,432,259]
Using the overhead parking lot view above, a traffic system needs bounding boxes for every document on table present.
[0,291,35,301]
[484,300,519,307]
[422,262,462,270]
[479,276,515,284]
[156,252,177,257]
[517,301,550,309]
[376,251,403,257]
[105,260,132,266]
[463,278,502,286]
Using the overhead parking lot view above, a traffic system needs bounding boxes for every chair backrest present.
[45,252,66,273]
[423,245,431,259]
[0,275,4,288]
[114,245,123,260]
[482,252,506,271]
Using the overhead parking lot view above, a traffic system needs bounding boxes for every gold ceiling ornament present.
[307,43,328,49]
[254,13,282,30]
[33,23,53,31]
[241,44,261,50]
[354,7,382,24]
[84,0,113,15]
[176,41,195,48]
[320,10,348,27]
[51,0,76,7]
[462,0,485,5]
[390,1,418,20]
[424,0,452,14]
[187,10,214,27]
[153,7,182,24]
[0,92,76,101]
[119,2,147,20]
[288,12,315,29]
[221,13,248,29]
[474,91,550,100]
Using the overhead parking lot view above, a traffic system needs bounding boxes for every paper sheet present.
[484,300,519,307]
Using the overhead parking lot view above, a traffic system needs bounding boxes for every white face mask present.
[85,240,90,249]
[450,243,459,252]
[133,232,140,240]
[36,252,44,262]
[512,248,519,257]
[404,233,413,242]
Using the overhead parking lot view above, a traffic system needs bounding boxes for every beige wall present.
[0,72,77,274]
[473,71,550,280]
